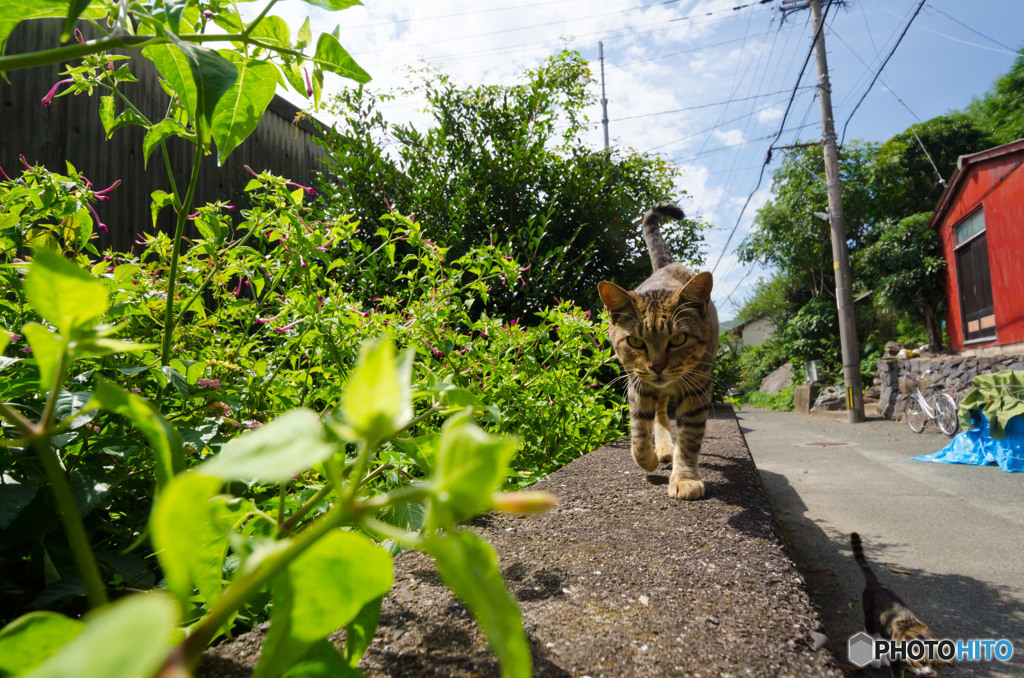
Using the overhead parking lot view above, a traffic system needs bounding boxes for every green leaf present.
[431,412,516,524]
[0,2,65,47]
[313,32,370,84]
[254,531,393,678]
[21,594,177,678]
[248,15,290,50]
[60,0,91,42]
[342,340,413,446]
[285,638,364,677]
[98,95,116,137]
[24,248,108,335]
[423,530,529,678]
[171,39,239,139]
[343,596,382,668]
[296,17,312,50]
[143,43,198,119]
[90,378,184,490]
[297,0,363,11]
[0,478,38,530]
[150,473,226,606]
[163,0,188,35]
[21,322,64,394]
[142,119,190,169]
[211,53,278,165]
[0,612,84,675]
[200,408,333,483]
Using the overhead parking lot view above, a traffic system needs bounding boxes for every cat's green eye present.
[669,333,688,347]
[626,335,645,349]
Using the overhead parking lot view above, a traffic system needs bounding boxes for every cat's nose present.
[651,362,666,374]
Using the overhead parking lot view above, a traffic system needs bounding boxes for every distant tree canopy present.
[967,48,1024,144]
[316,51,705,320]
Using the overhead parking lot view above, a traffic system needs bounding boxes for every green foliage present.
[318,52,704,320]
[745,387,795,412]
[0,3,637,676]
[712,334,743,403]
[966,48,1024,144]
[857,212,946,347]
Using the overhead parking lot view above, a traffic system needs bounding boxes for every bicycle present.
[904,369,960,436]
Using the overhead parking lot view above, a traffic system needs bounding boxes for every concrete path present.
[739,407,1024,677]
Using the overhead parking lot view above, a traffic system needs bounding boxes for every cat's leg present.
[628,381,659,472]
[668,394,709,499]
[654,390,674,464]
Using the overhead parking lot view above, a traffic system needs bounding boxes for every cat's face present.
[599,280,713,390]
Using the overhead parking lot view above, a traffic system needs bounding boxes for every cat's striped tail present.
[850,532,879,586]
[642,202,684,271]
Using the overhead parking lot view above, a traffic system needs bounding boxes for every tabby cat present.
[851,532,949,677]
[598,203,718,499]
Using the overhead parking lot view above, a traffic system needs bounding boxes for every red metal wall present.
[937,146,1024,351]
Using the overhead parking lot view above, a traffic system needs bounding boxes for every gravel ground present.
[199,405,841,677]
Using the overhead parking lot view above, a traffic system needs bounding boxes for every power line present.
[709,0,834,275]
[874,1,1022,58]
[838,0,926,147]
[613,87,811,122]
[923,5,1016,53]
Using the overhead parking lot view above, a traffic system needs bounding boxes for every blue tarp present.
[913,413,1024,473]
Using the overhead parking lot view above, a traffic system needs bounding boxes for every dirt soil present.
[199,406,842,677]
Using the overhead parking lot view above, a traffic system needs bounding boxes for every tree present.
[857,212,947,348]
[967,48,1024,145]
[317,52,704,320]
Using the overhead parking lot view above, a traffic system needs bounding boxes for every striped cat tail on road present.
[642,202,684,271]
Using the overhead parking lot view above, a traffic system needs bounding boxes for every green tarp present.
[958,369,1024,439]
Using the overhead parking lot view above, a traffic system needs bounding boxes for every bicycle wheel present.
[905,396,926,433]
[934,393,960,436]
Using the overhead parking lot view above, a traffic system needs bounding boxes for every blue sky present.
[266,0,1024,320]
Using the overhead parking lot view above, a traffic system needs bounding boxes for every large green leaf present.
[0,478,38,530]
[60,0,91,42]
[21,322,63,394]
[90,378,184,490]
[254,531,393,678]
[341,340,413,446]
[201,408,333,482]
[142,119,190,169]
[22,594,177,678]
[173,40,238,135]
[313,32,370,84]
[143,43,198,118]
[343,597,382,668]
[24,248,108,335]
[0,612,83,675]
[297,0,362,11]
[431,412,517,524]
[0,1,65,46]
[150,473,226,606]
[211,53,278,165]
[423,530,529,678]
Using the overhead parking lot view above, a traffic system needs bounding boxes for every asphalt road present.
[738,406,1024,677]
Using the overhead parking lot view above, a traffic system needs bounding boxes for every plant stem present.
[160,122,204,365]
[32,435,109,609]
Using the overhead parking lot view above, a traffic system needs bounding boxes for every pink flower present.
[196,378,221,391]
[74,28,84,44]
[303,67,313,98]
[41,78,74,106]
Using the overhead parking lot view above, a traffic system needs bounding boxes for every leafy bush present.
[0,3,632,676]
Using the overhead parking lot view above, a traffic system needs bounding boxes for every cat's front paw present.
[668,478,704,500]
[656,444,674,464]
[632,447,659,472]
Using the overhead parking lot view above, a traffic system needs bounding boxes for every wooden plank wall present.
[0,19,330,253]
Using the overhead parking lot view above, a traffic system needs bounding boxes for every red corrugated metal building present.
[931,138,1024,352]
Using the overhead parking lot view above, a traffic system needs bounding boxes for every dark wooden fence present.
[1,19,330,253]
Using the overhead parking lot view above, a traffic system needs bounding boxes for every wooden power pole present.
[798,0,866,422]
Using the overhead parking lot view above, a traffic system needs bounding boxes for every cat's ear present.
[680,271,713,310]
[598,281,637,322]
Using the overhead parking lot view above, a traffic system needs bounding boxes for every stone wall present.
[875,353,1024,420]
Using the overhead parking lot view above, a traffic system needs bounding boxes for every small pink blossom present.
[41,78,74,106]
[303,67,313,98]
[196,378,221,391]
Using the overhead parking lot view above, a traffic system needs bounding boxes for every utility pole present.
[807,0,865,423]
[598,41,609,149]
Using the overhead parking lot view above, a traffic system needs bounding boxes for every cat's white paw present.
[668,478,704,500]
